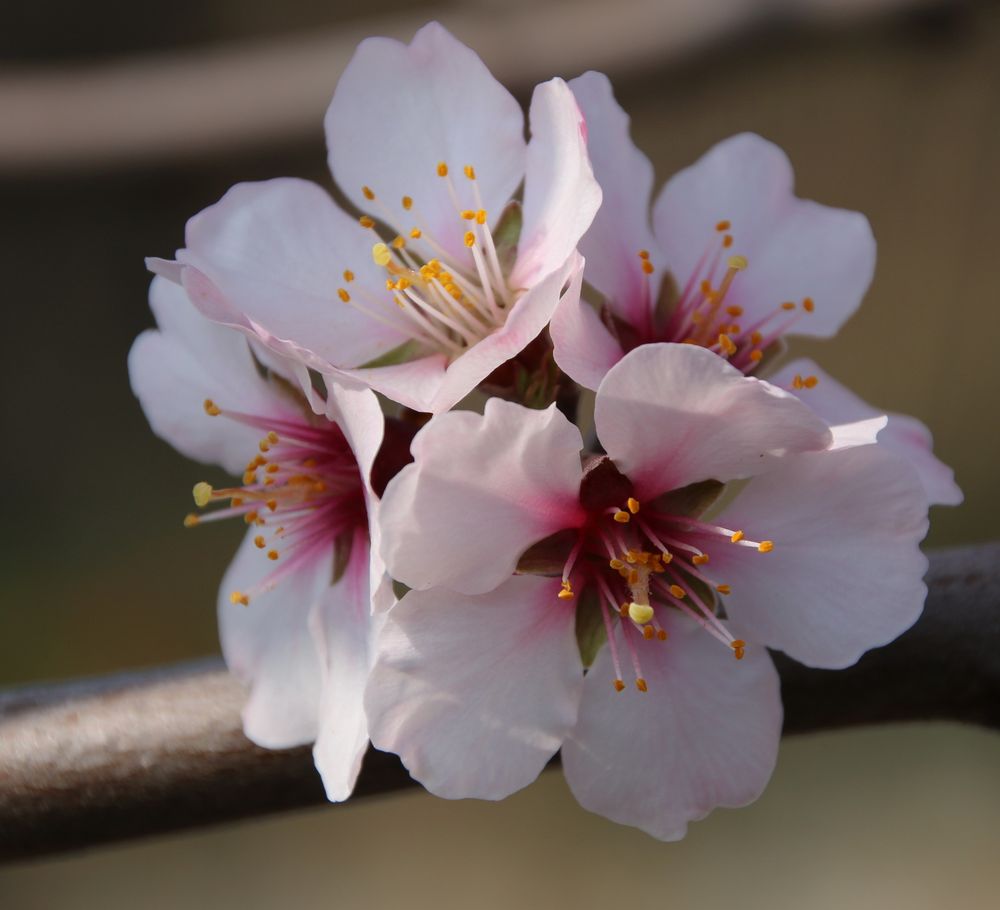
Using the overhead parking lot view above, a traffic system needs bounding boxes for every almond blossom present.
[148,22,600,414]
[128,277,390,801]
[366,343,929,839]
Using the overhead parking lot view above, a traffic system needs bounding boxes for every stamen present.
[230,591,249,607]
[203,399,221,417]
[627,497,641,514]
[731,639,746,660]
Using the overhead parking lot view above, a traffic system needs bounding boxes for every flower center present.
[558,493,773,692]
[186,398,366,606]
[337,163,522,362]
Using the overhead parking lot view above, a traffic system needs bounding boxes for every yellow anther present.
[641,259,655,275]
[609,558,625,570]
[716,584,732,595]
[192,482,213,507]
[726,305,744,317]
[337,288,350,302]
[750,331,763,346]
[669,584,686,599]
[267,550,279,561]
[730,530,744,543]
[372,243,392,267]
[258,440,270,453]
[716,220,731,231]
[203,398,221,417]
[661,551,673,564]
[803,375,819,389]
[692,554,710,565]
[625,550,638,564]
[254,535,266,549]
[464,231,476,247]
[392,236,406,249]
[749,350,763,363]
[359,215,375,229]
[643,626,655,640]
[727,254,748,271]
[792,374,804,390]
[266,463,279,474]
[638,250,650,259]
[803,297,815,312]
[700,280,713,295]
[758,540,774,553]
[657,629,669,641]
[618,603,629,617]
[362,185,375,200]
[628,602,655,624]
[614,679,626,692]
[627,497,640,514]
[461,209,476,220]
[613,510,630,523]
[463,164,476,179]
[410,228,422,239]
[718,334,737,356]
[183,513,200,528]
[723,234,734,248]
[636,678,648,693]
[266,431,278,444]
[397,278,411,291]
[781,301,797,311]
[437,162,449,177]
[244,510,259,525]
[558,580,574,600]
[402,195,413,210]
[476,209,487,225]
[230,590,249,607]
[266,499,278,512]
[342,269,355,283]
[731,639,746,660]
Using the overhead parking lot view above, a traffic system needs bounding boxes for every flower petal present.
[364,576,583,800]
[510,78,602,289]
[652,133,875,338]
[311,529,375,802]
[769,359,962,507]
[569,71,658,324]
[709,444,929,669]
[325,22,525,264]
[128,277,296,475]
[562,611,781,841]
[177,177,406,368]
[380,397,586,595]
[218,528,333,749]
[595,343,831,500]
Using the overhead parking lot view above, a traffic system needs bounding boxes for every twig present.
[1,542,997,862]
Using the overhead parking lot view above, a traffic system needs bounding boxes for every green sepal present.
[332,532,354,584]
[492,201,523,273]
[575,586,607,669]
[516,528,577,575]
[651,479,724,519]
[391,579,411,601]
[358,339,425,370]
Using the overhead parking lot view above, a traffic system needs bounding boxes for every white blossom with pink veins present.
[550,71,958,506]
[147,22,600,414]
[366,343,929,840]
[128,277,390,801]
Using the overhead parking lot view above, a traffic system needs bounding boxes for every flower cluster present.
[129,23,959,839]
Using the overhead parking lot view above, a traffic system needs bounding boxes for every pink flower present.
[128,277,390,800]
[149,23,600,414]
[366,343,929,839]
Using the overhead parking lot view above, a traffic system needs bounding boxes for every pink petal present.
[364,576,583,800]
[380,398,586,595]
[128,277,296,475]
[652,133,875,338]
[178,177,406,368]
[710,445,929,669]
[325,22,525,264]
[311,530,375,801]
[769,359,962,507]
[595,343,831,500]
[561,611,781,841]
[510,78,602,290]
[549,257,625,390]
[218,529,333,749]
[569,71,658,325]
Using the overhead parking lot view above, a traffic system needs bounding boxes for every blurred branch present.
[0,0,935,173]
[1,542,997,863]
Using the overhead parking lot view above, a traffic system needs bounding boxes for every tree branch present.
[1,542,997,863]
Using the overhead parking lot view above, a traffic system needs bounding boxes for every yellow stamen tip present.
[609,558,625,570]
[642,626,655,640]
[716,584,732,595]
[410,228,422,239]
[338,288,350,303]
[749,349,764,362]
[628,602,655,624]
[613,510,630,524]
[342,269,355,283]
[401,195,413,210]
[803,375,819,389]
[614,679,626,692]
[464,231,476,248]
[638,249,650,259]
[359,215,375,229]
[727,254,748,270]
[669,584,686,599]
[461,209,476,220]
[627,497,640,514]
[692,554,710,565]
[731,639,746,660]
[758,540,774,553]
[476,209,487,225]
[657,629,669,641]
[661,551,673,564]
[230,590,249,607]
[723,234,734,248]
[463,164,476,180]
[781,301,797,311]
[436,162,448,177]
[192,482,213,507]
[267,550,279,561]
[636,678,648,693]
[183,513,200,528]
[372,242,392,267]
[203,398,221,417]
[730,530,744,543]
[716,220,731,231]
[392,236,406,249]
[557,589,574,601]
[803,297,815,312]
[254,535,266,549]
[641,260,655,275]
[361,185,375,200]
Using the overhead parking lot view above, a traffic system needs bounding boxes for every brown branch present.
[1,542,997,863]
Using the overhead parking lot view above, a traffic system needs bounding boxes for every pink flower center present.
[558,493,773,693]
[336,164,521,362]
[623,222,818,375]
[186,398,367,606]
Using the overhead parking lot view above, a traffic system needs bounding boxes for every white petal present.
[365,576,583,800]
[562,612,781,841]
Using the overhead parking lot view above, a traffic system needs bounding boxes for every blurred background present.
[2,0,998,906]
